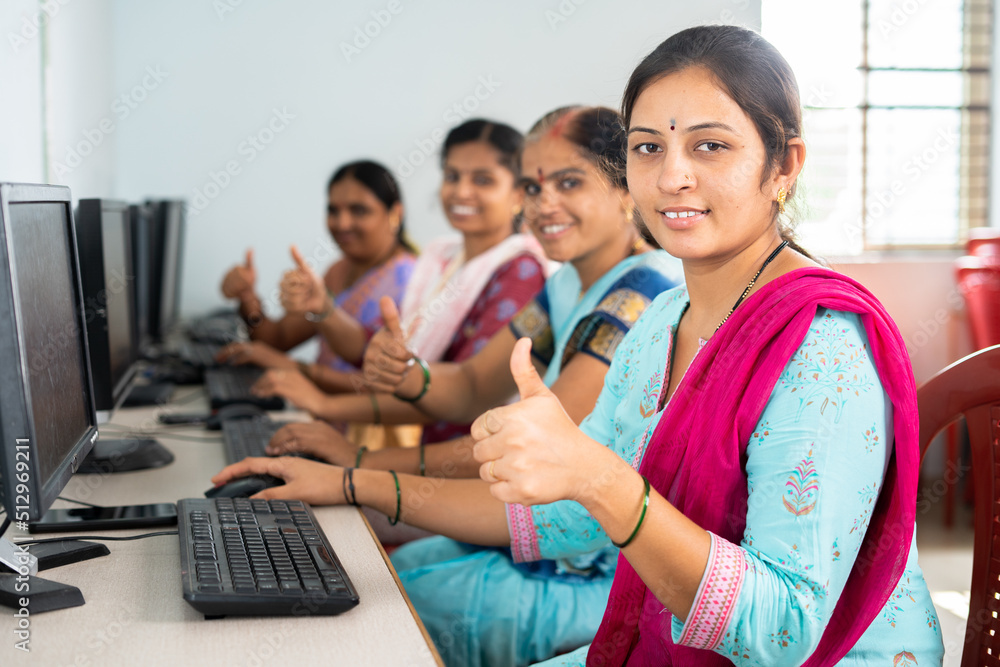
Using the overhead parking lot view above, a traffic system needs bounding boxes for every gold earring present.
[776,187,788,214]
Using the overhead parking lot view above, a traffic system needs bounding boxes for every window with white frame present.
[762,0,991,254]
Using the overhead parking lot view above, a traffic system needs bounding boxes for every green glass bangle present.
[369,393,381,425]
[355,445,368,469]
[418,444,426,477]
[612,476,650,549]
[388,470,401,525]
[394,357,430,403]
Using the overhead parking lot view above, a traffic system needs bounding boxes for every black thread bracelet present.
[388,470,401,525]
[344,467,360,507]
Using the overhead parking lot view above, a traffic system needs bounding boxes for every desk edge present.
[359,508,444,667]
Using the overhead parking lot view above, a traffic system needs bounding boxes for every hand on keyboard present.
[265,422,355,465]
[251,369,326,415]
[212,456,346,505]
[216,341,297,370]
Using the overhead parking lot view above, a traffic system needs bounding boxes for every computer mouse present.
[205,403,268,430]
[204,474,285,499]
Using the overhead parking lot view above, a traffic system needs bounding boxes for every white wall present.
[98,0,760,317]
[46,0,116,199]
[0,0,47,183]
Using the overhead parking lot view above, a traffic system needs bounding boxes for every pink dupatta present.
[399,233,547,362]
[588,268,920,666]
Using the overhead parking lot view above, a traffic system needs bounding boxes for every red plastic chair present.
[917,344,1000,666]
[967,228,1000,260]
[956,256,1000,350]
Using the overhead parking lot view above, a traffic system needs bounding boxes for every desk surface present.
[4,387,441,666]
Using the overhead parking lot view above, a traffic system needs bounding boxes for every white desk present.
[3,387,442,666]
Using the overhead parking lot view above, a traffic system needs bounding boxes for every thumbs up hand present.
[361,297,416,394]
[221,248,257,299]
[280,245,329,318]
[471,338,591,506]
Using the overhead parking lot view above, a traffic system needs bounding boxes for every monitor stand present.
[0,536,108,613]
[122,381,176,407]
[76,437,174,474]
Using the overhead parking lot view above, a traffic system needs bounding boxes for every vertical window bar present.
[861,0,871,250]
[962,0,992,237]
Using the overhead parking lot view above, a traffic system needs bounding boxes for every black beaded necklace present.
[714,240,788,332]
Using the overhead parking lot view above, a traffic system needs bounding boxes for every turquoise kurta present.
[531,286,943,665]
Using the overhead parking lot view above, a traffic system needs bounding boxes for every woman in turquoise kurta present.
[516,289,942,665]
[468,26,943,666]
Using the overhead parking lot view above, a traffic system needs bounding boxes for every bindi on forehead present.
[537,167,545,184]
[670,118,676,131]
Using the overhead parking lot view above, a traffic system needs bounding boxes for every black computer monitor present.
[146,199,185,341]
[0,184,168,613]
[0,184,99,525]
[73,200,174,474]
[128,202,154,352]
[75,199,139,420]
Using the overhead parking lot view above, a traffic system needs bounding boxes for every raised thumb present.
[510,337,548,399]
[379,296,404,339]
[289,244,312,273]
[245,248,255,270]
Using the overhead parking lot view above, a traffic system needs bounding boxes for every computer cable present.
[13,531,179,547]
[55,496,103,509]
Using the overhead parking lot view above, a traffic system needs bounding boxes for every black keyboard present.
[222,419,289,463]
[177,497,359,617]
[204,367,284,411]
[177,340,221,369]
[187,313,246,345]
